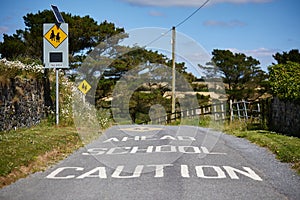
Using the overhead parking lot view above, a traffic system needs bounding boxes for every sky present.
[1,0,300,72]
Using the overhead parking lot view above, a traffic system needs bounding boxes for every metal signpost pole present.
[56,69,59,125]
[171,26,176,120]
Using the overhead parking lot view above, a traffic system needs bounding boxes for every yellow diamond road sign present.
[44,24,67,48]
[78,80,91,95]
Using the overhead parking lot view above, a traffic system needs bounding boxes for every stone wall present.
[0,77,45,131]
[269,97,300,137]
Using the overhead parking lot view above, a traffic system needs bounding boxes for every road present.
[1,125,299,200]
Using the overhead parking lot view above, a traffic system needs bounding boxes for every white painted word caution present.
[46,164,263,181]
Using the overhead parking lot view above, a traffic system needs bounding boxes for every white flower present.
[0,58,44,74]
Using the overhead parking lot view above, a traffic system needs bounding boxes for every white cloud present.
[226,47,279,69]
[0,26,9,34]
[148,10,165,17]
[203,20,246,27]
[228,47,278,57]
[120,0,272,7]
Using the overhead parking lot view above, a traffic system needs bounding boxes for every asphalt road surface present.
[1,125,299,200]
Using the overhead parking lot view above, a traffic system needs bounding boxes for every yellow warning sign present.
[78,80,91,95]
[44,24,67,48]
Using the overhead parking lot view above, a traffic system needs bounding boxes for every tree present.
[94,48,170,106]
[273,49,300,64]
[129,87,170,123]
[202,49,267,101]
[268,61,300,101]
[269,49,300,101]
[0,30,26,59]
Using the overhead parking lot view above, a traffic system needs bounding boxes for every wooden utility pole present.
[171,26,176,119]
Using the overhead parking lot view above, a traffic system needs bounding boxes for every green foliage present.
[273,49,300,64]
[94,48,198,114]
[59,76,75,126]
[198,116,212,127]
[0,30,26,59]
[83,47,171,111]
[203,49,268,101]
[95,78,116,103]
[0,124,82,187]
[268,61,300,101]
[129,88,171,124]
[193,83,209,92]
[21,10,57,59]
[225,126,300,174]
[196,93,210,105]
[0,58,44,81]
[108,48,168,75]
[96,109,112,129]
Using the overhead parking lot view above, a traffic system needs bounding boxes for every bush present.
[268,61,300,101]
[0,58,44,80]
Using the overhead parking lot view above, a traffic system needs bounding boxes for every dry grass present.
[0,76,10,87]
[0,149,61,188]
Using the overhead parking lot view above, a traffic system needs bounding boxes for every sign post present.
[43,5,69,125]
[56,69,59,124]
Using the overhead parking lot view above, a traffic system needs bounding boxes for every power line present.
[144,28,172,48]
[175,0,210,28]
[144,0,210,48]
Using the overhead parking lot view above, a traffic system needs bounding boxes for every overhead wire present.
[144,0,210,48]
[175,0,210,28]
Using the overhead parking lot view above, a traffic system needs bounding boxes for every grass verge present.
[223,122,300,175]
[171,117,300,174]
[0,123,83,188]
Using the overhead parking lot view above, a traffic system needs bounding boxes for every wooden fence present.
[141,100,262,125]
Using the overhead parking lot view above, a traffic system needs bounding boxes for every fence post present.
[213,104,217,121]
[261,99,265,127]
[221,102,225,120]
[257,102,261,123]
[230,99,233,123]
[237,101,241,120]
[243,100,248,120]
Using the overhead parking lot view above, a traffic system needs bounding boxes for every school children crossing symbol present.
[78,80,92,94]
[44,24,67,48]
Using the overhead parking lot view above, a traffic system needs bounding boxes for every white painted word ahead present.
[46,164,263,181]
[102,135,196,143]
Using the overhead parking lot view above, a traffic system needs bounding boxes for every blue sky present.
[1,0,300,71]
